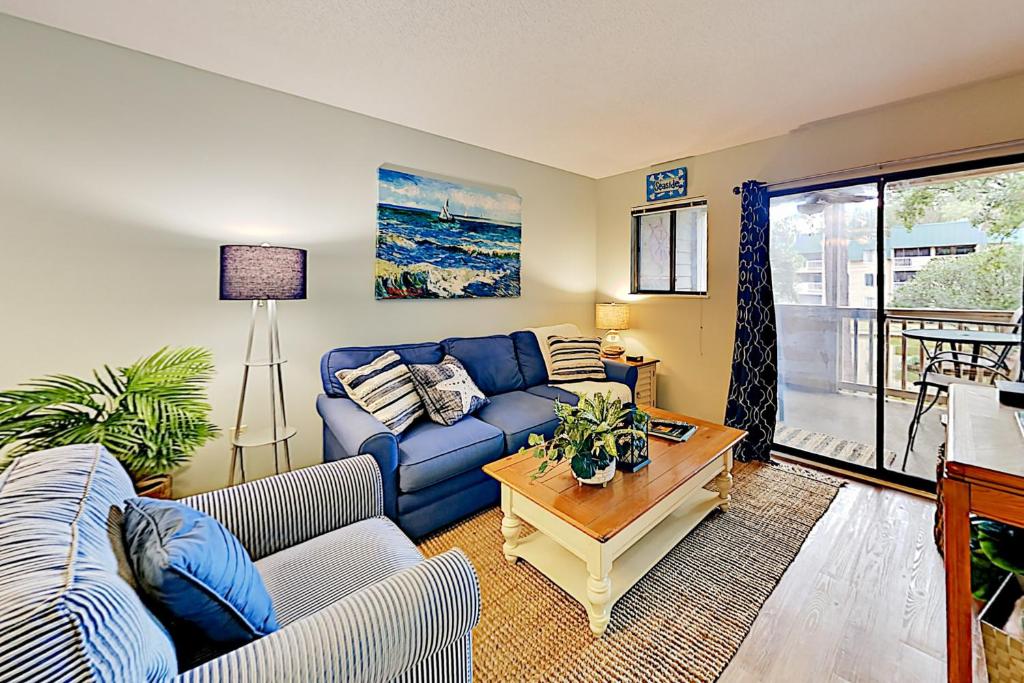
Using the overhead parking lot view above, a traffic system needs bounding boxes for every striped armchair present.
[0,444,480,683]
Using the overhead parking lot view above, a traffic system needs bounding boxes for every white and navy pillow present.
[409,355,489,426]
[547,336,607,383]
[336,351,424,435]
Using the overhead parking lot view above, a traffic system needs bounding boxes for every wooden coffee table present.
[483,407,746,637]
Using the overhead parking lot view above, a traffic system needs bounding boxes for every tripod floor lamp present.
[220,244,307,485]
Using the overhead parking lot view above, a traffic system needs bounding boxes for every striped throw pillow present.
[335,351,424,435]
[547,336,607,383]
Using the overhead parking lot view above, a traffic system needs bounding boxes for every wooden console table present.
[943,383,1024,682]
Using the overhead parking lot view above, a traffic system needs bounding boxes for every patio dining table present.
[901,327,1020,380]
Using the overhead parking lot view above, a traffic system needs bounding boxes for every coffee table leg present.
[500,485,522,563]
[585,545,612,637]
[501,512,522,563]
[586,572,612,637]
[715,451,733,512]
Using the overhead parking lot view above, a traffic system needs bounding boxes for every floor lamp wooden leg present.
[267,300,280,475]
[230,301,258,486]
[228,445,238,487]
[271,303,293,472]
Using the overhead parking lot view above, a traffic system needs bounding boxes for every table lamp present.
[596,302,630,358]
[220,244,307,485]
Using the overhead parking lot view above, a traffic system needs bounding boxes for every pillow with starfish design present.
[408,355,490,426]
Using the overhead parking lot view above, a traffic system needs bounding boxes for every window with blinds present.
[630,199,708,295]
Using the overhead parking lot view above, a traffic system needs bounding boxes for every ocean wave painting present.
[375,167,522,299]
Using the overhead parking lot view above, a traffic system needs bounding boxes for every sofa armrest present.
[603,360,638,396]
[317,394,400,520]
[181,455,383,561]
[176,549,480,683]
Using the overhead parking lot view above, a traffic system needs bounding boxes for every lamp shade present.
[220,245,307,300]
[596,302,629,330]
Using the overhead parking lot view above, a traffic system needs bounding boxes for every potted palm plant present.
[0,347,220,497]
[525,392,648,486]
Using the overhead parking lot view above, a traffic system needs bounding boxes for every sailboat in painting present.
[438,197,458,223]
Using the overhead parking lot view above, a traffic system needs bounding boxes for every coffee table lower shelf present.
[499,454,730,637]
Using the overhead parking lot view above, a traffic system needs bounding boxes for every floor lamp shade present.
[220,244,305,485]
[220,245,307,301]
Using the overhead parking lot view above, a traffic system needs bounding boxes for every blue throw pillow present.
[122,497,279,649]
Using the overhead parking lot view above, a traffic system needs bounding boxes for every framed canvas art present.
[375,167,522,299]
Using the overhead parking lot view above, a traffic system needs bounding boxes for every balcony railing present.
[776,305,1018,400]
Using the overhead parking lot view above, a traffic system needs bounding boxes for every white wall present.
[6,13,1024,496]
[596,72,1024,423]
[0,15,597,496]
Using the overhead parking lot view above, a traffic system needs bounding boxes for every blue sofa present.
[318,330,638,538]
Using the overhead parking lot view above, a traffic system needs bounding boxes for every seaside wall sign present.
[646,166,688,202]
[375,166,522,299]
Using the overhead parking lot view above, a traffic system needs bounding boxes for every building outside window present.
[631,200,708,295]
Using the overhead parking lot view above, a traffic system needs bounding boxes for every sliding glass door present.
[771,184,882,474]
[882,163,1024,481]
[769,155,1024,489]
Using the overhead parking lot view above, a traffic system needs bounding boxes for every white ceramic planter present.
[575,459,617,487]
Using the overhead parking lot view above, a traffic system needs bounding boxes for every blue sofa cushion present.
[397,416,504,493]
[475,390,561,453]
[397,466,494,515]
[525,384,581,405]
[442,335,524,395]
[123,497,280,650]
[511,330,549,387]
[321,342,444,397]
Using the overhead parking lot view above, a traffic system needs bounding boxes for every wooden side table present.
[943,383,1024,682]
[604,357,659,408]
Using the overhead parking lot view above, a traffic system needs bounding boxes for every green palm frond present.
[0,346,220,478]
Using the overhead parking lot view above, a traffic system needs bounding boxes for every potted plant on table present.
[972,519,1024,682]
[524,392,648,486]
[0,347,220,498]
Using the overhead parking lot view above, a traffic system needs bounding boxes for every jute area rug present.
[417,461,842,683]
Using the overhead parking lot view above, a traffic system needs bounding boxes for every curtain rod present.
[730,137,1024,195]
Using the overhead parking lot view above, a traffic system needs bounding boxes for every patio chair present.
[901,349,1014,471]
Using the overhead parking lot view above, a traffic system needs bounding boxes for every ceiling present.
[3,1,1024,178]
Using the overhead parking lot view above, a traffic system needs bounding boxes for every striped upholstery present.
[256,516,424,626]
[177,549,480,683]
[0,444,177,683]
[182,455,383,561]
[336,351,425,435]
[394,635,473,683]
[547,335,607,382]
[1,446,478,682]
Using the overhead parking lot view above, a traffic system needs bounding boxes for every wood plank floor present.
[720,478,946,683]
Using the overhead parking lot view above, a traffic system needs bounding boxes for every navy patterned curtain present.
[725,180,777,462]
